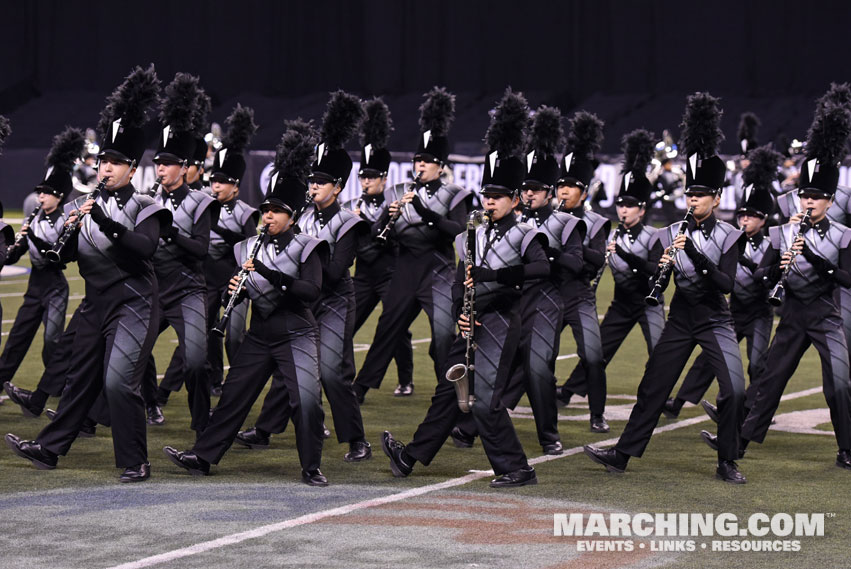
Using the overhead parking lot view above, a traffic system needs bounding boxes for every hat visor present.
[34,184,64,197]
[209,172,238,184]
[684,185,720,195]
[259,198,294,214]
[308,172,337,185]
[481,184,515,197]
[413,152,440,164]
[97,149,134,164]
[153,152,185,165]
[358,167,384,178]
[615,196,643,206]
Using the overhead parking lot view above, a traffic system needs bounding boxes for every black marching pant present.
[406,305,528,475]
[37,280,158,467]
[614,293,746,461]
[741,295,851,449]
[353,260,413,386]
[193,324,325,471]
[355,250,456,390]
[559,286,606,415]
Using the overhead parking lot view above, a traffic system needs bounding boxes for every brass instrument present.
[645,206,696,306]
[590,219,625,292]
[46,177,109,263]
[7,204,42,256]
[768,207,813,306]
[212,224,270,337]
[445,209,491,413]
[376,171,422,242]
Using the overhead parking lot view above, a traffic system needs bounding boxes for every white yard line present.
[105,384,825,569]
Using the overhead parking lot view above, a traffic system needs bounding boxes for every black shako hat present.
[310,91,364,186]
[680,92,726,193]
[154,73,201,164]
[737,144,781,216]
[797,90,851,198]
[558,111,603,188]
[263,118,317,215]
[414,86,455,164]
[97,64,160,165]
[523,105,563,191]
[210,104,257,184]
[480,88,530,196]
[359,98,393,177]
[37,127,86,198]
[616,128,655,205]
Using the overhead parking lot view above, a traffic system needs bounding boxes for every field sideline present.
[0,210,847,569]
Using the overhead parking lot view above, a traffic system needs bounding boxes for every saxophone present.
[445,209,490,413]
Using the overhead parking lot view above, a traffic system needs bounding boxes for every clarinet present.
[7,204,42,256]
[211,224,270,337]
[147,176,163,197]
[768,207,814,306]
[645,206,696,306]
[376,171,423,242]
[590,219,625,292]
[46,177,109,263]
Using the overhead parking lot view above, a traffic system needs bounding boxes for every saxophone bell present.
[445,363,476,413]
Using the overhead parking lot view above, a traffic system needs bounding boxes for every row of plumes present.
[2,65,851,185]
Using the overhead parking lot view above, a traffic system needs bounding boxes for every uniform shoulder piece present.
[444,182,472,210]
[767,224,784,249]
[295,233,330,264]
[0,222,12,243]
[519,225,547,256]
[554,210,587,243]
[715,220,744,253]
[187,190,221,225]
[132,193,174,228]
[337,207,369,236]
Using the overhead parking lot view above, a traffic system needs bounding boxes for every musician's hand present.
[672,234,687,250]
[606,240,617,253]
[401,191,416,203]
[659,253,675,267]
[388,200,401,215]
[242,259,255,272]
[78,199,95,216]
[19,224,29,236]
[65,214,79,227]
[228,275,243,293]
[457,313,481,335]
[788,212,805,226]
[353,207,361,216]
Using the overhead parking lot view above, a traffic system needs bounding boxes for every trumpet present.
[645,206,696,306]
[768,207,813,306]
[212,224,269,337]
[46,177,109,263]
[147,175,163,197]
[445,209,491,413]
[376,171,422,242]
[591,219,625,292]
[8,204,42,256]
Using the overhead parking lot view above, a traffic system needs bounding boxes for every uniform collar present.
[44,208,63,224]
[269,229,294,254]
[316,200,340,227]
[108,185,136,210]
[364,192,384,206]
[221,197,236,214]
[530,204,553,224]
[746,231,764,248]
[808,217,831,238]
[418,178,442,197]
[487,212,516,238]
[624,222,643,241]
[162,184,189,209]
[567,205,585,218]
[688,213,716,239]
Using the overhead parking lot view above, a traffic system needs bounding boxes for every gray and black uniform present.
[349,193,414,388]
[0,208,69,385]
[191,230,327,471]
[142,184,218,433]
[36,185,168,468]
[674,230,773,407]
[0,221,13,322]
[614,213,747,462]
[355,178,472,393]
[405,214,549,475]
[253,201,368,445]
[558,206,609,416]
[565,221,665,387]
[742,217,851,451]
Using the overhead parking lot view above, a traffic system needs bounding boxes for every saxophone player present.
[382,89,549,488]
[585,92,748,484]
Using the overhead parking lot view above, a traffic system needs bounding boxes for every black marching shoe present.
[490,466,537,488]
[344,440,372,462]
[701,400,719,424]
[836,449,851,470]
[450,426,475,448]
[700,431,747,459]
[583,445,628,473]
[322,424,332,439]
[146,404,165,426]
[3,382,43,417]
[661,398,680,419]
[45,408,57,421]
[44,409,96,437]
[5,434,58,470]
[542,441,564,455]
[234,428,270,449]
[394,383,414,397]
[716,460,746,484]
[163,446,210,476]
[555,386,573,407]
[590,414,610,433]
[120,462,151,483]
[210,384,223,397]
[302,469,329,487]
[353,384,367,405]
[381,431,413,477]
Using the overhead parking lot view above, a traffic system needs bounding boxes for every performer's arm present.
[551,229,584,274]
[163,208,211,259]
[89,203,161,259]
[681,236,737,293]
[324,229,358,286]
[582,229,606,272]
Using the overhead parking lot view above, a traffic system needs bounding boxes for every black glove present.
[470,265,498,282]
[253,259,295,289]
[162,225,179,241]
[88,202,109,226]
[801,241,838,278]
[763,262,781,286]
[410,195,441,223]
[738,255,758,273]
[545,246,562,261]
[495,265,525,287]
[614,243,628,258]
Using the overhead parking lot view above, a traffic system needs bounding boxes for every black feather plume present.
[98,64,161,135]
[320,90,364,149]
[191,88,211,138]
[742,144,782,188]
[527,105,564,156]
[621,128,656,174]
[817,82,851,112]
[737,112,760,147]
[273,118,317,180]
[418,86,455,136]
[360,98,393,149]
[679,92,724,158]
[159,73,199,132]
[46,126,85,169]
[565,111,604,159]
[484,87,530,158]
[806,100,851,165]
[0,115,10,155]
[221,104,257,154]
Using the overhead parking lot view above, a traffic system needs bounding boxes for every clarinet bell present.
[210,318,228,337]
[767,283,784,307]
[44,249,62,264]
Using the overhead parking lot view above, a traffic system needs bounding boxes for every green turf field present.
[0,210,848,569]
